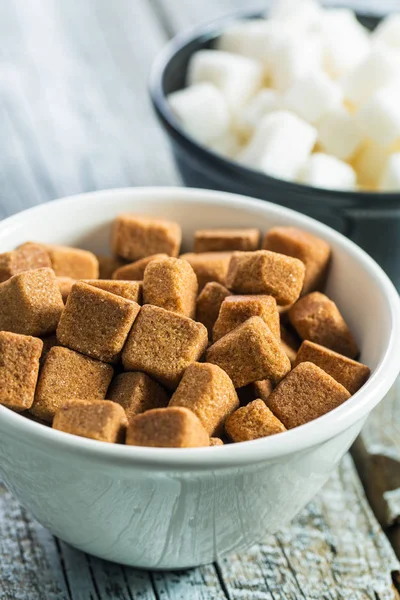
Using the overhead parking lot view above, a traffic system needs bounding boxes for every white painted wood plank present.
[0,0,178,219]
[217,455,399,600]
[152,565,228,599]
[0,485,70,600]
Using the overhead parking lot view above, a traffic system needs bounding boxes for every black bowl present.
[150,8,400,289]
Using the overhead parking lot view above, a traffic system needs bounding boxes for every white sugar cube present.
[321,9,370,79]
[216,20,280,69]
[283,71,342,124]
[373,14,400,51]
[298,153,356,190]
[355,87,400,147]
[238,110,317,181]
[379,153,400,191]
[270,34,322,92]
[318,107,364,160]
[342,47,399,106]
[207,131,241,159]
[268,0,322,33]
[353,141,392,190]
[187,50,263,113]
[168,83,230,145]
[238,89,281,133]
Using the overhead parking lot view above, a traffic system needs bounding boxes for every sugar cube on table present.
[238,111,317,181]
[379,153,400,191]
[318,107,364,161]
[373,14,400,51]
[356,87,400,147]
[342,46,399,106]
[283,71,342,124]
[298,153,356,190]
[238,89,281,134]
[187,50,263,113]
[168,82,230,145]
[320,9,370,79]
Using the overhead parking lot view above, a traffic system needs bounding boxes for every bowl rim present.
[0,185,399,470]
[149,5,400,206]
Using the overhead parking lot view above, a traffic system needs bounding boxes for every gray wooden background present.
[1,1,400,599]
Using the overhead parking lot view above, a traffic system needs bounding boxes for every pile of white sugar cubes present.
[168,0,400,192]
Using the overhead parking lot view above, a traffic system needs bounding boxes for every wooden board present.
[0,0,399,597]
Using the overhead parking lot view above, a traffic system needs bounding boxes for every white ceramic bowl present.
[0,187,399,570]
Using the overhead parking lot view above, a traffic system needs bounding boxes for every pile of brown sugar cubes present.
[0,215,371,448]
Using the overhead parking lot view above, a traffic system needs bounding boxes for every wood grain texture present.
[0,456,398,600]
[353,377,400,557]
[0,0,178,221]
[0,0,399,598]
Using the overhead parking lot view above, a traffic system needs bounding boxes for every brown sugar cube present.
[213,295,280,342]
[225,399,286,442]
[107,371,169,423]
[295,340,370,394]
[57,276,76,303]
[83,279,143,304]
[0,268,64,336]
[0,242,52,283]
[112,254,168,280]
[169,362,239,436]
[263,227,331,294]
[226,250,305,305]
[180,252,232,291]
[252,379,273,403]
[289,292,359,358]
[126,407,209,448]
[210,437,224,446]
[97,255,126,279]
[53,400,128,443]
[31,346,113,422]
[111,214,181,261]
[122,305,208,390]
[196,282,230,337]
[45,245,99,279]
[194,228,260,253]
[39,334,58,366]
[0,332,43,412]
[207,316,291,388]
[57,282,140,363]
[266,362,351,429]
[143,257,198,318]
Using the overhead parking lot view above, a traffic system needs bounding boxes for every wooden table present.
[0,1,400,598]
